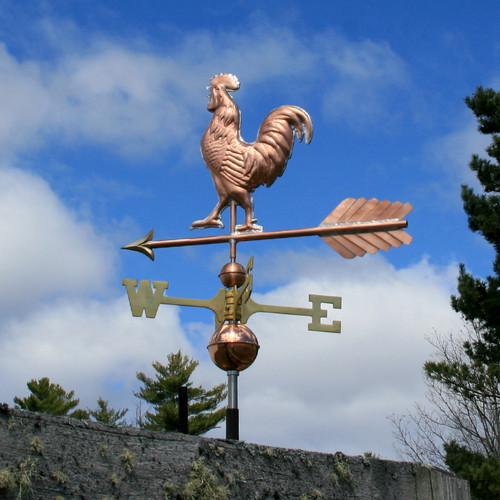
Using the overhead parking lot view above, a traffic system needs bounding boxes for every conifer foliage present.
[14,377,88,419]
[445,441,500,500]
[135,350,226,435]
[14,378,129,423]
[424,87,500,498]
[392,88,500,499]
[89,397,128,424]
[450,87,500,364]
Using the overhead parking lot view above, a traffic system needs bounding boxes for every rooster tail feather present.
[256,131,291,157]
[258,105,313,143]
[257,106,313,140]
[249,105,313,186]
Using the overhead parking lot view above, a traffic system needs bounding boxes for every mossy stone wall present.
[0,405,470,499]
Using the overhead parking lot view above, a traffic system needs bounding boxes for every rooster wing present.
[217,105,313,192]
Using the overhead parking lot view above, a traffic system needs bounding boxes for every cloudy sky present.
[0,0,498,459]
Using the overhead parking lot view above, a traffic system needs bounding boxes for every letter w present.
[122,279,169,318]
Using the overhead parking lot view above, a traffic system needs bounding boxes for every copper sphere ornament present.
[219,262,246,288]
[208,322,259,371]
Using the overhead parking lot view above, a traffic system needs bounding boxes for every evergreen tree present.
[135,350,226,435]
[392,89,500,499]
[450,87,500,365]
[89,397,128,424]
[423,87,500,495]
[445,441,500,500]
[14,377,89,419]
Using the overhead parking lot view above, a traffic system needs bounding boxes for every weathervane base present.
[226,408,239,440]
[226,369,239,440]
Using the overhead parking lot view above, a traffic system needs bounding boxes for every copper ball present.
[207,322,259,371]
[219,262,246,288]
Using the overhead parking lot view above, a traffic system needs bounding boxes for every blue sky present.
[0,1,498,459]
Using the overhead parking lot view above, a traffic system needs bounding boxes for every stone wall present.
[0,405,470,499]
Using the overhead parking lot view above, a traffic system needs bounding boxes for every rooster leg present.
[190,198,228,230]
[234,190,263,232]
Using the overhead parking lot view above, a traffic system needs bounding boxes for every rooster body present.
[191,74,313,232]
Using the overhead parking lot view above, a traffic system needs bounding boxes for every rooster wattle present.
[191,73,313,232]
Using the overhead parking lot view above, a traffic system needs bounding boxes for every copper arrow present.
[122,198,412,261]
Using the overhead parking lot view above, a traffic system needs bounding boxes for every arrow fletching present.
[319,198,413,259]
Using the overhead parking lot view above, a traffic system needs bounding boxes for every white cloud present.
[0,44,54,161]
[0,162,192,414]
[318,33,410,130]
[0,167,114,315]
[322,34,408,83]
[426,116,490,192]
[51,45,202,156]
[0,24,413,163]
[0,295,192,412]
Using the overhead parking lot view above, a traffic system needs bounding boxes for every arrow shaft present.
[147,219,407,250]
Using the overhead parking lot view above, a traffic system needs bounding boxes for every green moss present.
[120,447,134,473]
[332,453,354,487]
[261,447,275,458]
[182,458,228,500]
[109,473,119,486]
[51,469,67,484]
[162,481,177,499]
[30,436,43,454]
[311,489,324,499]
[99,443,109,457]
[16,457,40,499]
[0,458,41,499]
[232,470,245,482]
[0,468,15,492]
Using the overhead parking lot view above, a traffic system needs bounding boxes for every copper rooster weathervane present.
[192,73,312,232]
[122,73,413,440]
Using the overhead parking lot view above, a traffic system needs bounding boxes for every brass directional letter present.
[122,279,169,318]
[239,293,341,333]
[122,278,227,324]
[308,294,342,333]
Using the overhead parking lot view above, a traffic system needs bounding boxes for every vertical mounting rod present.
[229,201,237,262]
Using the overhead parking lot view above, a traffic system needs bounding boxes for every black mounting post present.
[226,408,239,440]
[178,386,188,434]
[226,370,239,439]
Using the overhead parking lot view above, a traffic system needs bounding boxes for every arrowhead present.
[122,229,155,261]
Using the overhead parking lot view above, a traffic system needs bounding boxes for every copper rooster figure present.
[191,74,313,232]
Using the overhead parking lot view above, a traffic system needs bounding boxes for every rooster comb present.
[209,73,240,91]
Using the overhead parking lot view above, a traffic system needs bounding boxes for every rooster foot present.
[190,218,224,230]
[235,222,263,233]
